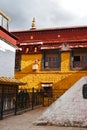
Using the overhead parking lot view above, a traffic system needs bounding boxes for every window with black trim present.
[71,49,87,70]
[41,82,53,98]
[43,87,53,98]
[15,51,21,71]
[42,50,60,70]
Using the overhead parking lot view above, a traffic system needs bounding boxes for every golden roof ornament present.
[31,17,36,29]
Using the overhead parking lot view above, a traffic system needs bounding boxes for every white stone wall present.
[36,77,87,127]
[0,39,16,77]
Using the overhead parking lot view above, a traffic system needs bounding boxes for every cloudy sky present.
[0,0,87,31]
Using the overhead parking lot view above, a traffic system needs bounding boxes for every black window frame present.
[15,51,21,71]
[43,86,53,98]
[70,49,87,70]
[42,50,61,71]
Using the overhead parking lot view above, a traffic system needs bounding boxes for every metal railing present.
[0,87,44,120]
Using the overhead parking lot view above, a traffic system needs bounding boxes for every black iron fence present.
[15,88,44,114]
[0,87,44,120]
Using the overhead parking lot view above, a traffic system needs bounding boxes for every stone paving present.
[0,107,87,130]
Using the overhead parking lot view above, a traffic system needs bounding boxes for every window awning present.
[0,77,27,85]
[69,43,87,48]
[40,45,61,50]
[20,42,43,46]
[40,43,87,50]
[41,82,53,87]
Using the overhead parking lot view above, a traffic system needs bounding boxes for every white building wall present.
[0,39,16,77]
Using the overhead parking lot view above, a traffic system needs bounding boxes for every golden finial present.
[31,17,36,29]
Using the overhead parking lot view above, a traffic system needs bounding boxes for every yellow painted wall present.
[15,52,87,99]
[61,51,70,72]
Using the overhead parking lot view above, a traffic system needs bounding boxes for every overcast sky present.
[0,0,87,31]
